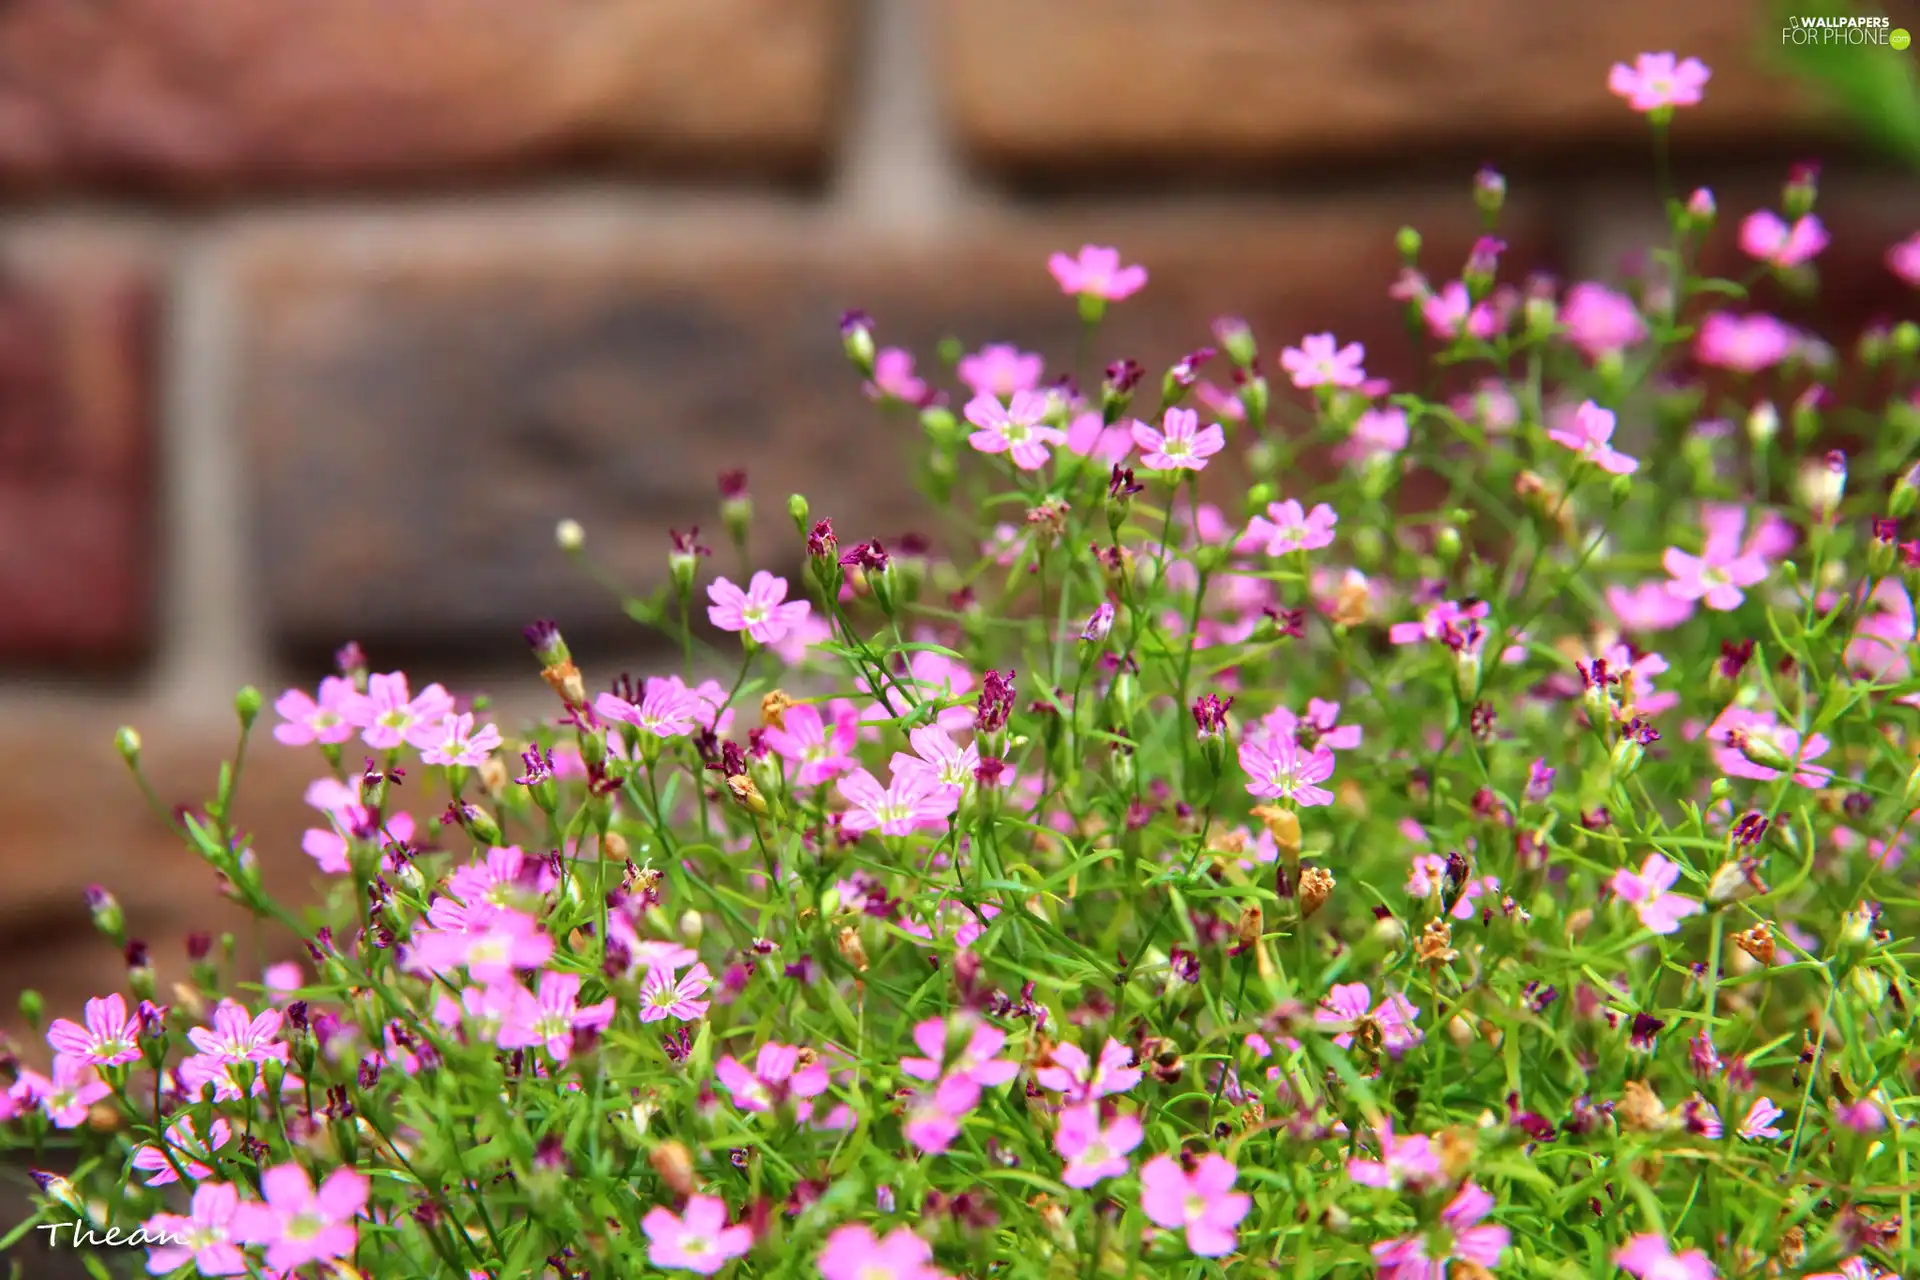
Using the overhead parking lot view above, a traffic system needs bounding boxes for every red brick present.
[0,247,157,666]
[0,0,851,190]
[229,198,1557,656]
[936,0,1834,178]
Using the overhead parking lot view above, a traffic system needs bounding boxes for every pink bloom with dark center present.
[708,572,812,646]
[46,993,141,1069]
[419,712,503,768]
[1347,1120,1443,1190]
[1695,312,1795,374]
[715,1041,832,1113]
[496,970,615,1062]
[1280,333,1367,389]
[1047,245,1147,302]
[1132,407,1225,472]
[1317,982,1423,1054]
[1548,400,1639,474]
[1614,1233,1717,1280]
[899,1015,1020,1089]
[837,766,957,837]
[344,671,454,751]
[1239,735,1337,807]
[1055,1104,1144,1188]
[965,390,1066,471]
[143,1182,247,1277]
[642,1195,753,1275]
[1034,1037,1142,1101]
[764,699,861,786]
[865,348,928,405]
[1246,499,1338,554]
[818,1224,942,1280]
[1561,282,1647,360]
[1139,1153,1252,1257]
[1741,210,1829,268]
[230,1162,369,1272]
[639,962,712,1023]
[1889,231,1920,287]
[1608,52,1711,112]
[272,676,359,747]
[1373,1182,1510,1277]
[1610,853,1702,934]
[132,1114,232,1186]
[957,343,1045,397]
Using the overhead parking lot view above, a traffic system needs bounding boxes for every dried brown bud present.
[648,1141,697,1196]
[540,660,587,708]
[1416,918,1457,969]
[1565,908,1593,938]
[1235,903,1264,950]
[603,831,631,860]
[1706,858,1768,906]
[727,773,768,816]
[1731,921,1776,967]
[1434,1127,1476,1180]
[1779,1224,1806,1266]
[1298,866,1335,919]
[478,757,510,797]
[1332,572,1372,628]
[1619,1080,1668,1133]
[760,690,794,731]
[837,926,870,972]
[1250,805,1302,855]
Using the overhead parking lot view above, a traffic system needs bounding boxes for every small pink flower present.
[143,1182,247,1277]
[899,1015,1020,1089]
[1372,1182,1510,1278]
[1548,400,1639,474]
[865,347,928,405]
[1317,983,1423,1054]
[708,572,812,646]
[132,1114,232,1186]
[1561,282,1647,360]
[1835,1098,1886,1133]
[496,970,615,1062]
[1055,1104,1143,1188]
[1608,52,1711,112]
[818,1224,942,1280]
[272,676,359,746]
[642,1194,753,1275]
[14,1056,111,1128]
[1239,735,1337,807]
[230,1162,369,1272]
[1888,231,1920,287]
[1132,407,1225,471]
[1139,1153,1251,1257]
[1333,407,1408,466]
[957,343,1045,397]
[406,901,555,984]
[1034,1037,1142,1101]
[1246,499,1338,555]
[837,766,957,837]
[889,725,981,802]
[1064,410,1135,465]
[344,671,454,751]
[596,677,702,739]
[1280,332,1366,389]
[1614,1233,1717,1280]
[1695,312,1795,374]
[46,993,141,1069]
[1662,544,1767,612]
[639,961,712,1023]
[1606,581,1695,632]
[1048,245,1147,302]
[1421,281,1500,341]
[902,1073,981,1155]
[715,1041,831,1113]
[1740,1096,1784,1140]
[1708,705,1833,787]
[1610,853,1702,934]
[1258,699,1360,752]
[965,390,1067,471]
[1740,210,1829,268]
[419,712,504,768]
[765,699,861,786]
[1347,1119,1443,1190]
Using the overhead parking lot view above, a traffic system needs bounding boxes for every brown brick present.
[936,0,1834,179]
[0,246,157,666]
[232,198,1557,655]
[0,0,850,190]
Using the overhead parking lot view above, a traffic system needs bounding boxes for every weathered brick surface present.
[0,0,851,190]
[231,198,1556,654]
[937,0,1831,178]
[0,246,156,666]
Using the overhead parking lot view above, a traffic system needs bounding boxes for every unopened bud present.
[1796,450,1846,522]
[1298,866,1335,919]
[1733,729,1793,773]
[1250,805,1301,856]
[837,925,870,972]
[1891,466,1919,519]
[114,726,142,766]
[1237,375,1269,427]
[1081,601,1115,645]
[678,909,704,945]
[839,311,876,377]
[1893,320,1920,359]
[1435,526,1463,564]
[1746,401,1779,447]
[1213,317,1257,370]
[1732,922,1776,967]
[1473,167,1506,218]
[1395,226,1423,263]
[555,519,586,553]
[1609,737,1644,781]
[1705,858,1767,906]
[1782,163,1819,221]
[234,686,263,730]
[84,885,124,945]
[649,1141,697,1197]
[787,493,810,534]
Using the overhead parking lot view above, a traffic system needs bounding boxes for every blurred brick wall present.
[0,0,1916,1046]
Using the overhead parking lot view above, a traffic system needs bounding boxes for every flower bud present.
[649,1141,697,1197]
[1237,375,1270,427]
[1782,163,1819,220]
[17,989,41,1029]
[555,518,585,552]
[1796,451,1847,523]
[1298,867,1335,919]
[1473,167,1506,218]
[1903,760,1920,809]
[839,310,875,377]
[1609,737,1644,781]
[787,493,810,534]
[1686,187,1716,229]
[1893,320,1920,359]
[234,685,263,730]
[1395,226,1423,263]
[1245,483,1276,518]
[1435,526,1463,565]
[1705,858,1767,906]
[114,726,141,766]
[1454,648,1482,702]
[1893,466,1920,519]
[1213,317,1257,370]
[1609,473,1634,508]
[1746,400,1779,447]
[85,885,124,946]
[678,909,704,945]
[1081,600,1115,645]
[837,925,870,972]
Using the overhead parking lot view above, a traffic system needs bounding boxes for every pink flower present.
[1390,598,1491,646]
[965,390,1066,471]
[765,699,861,785]
[1610,853,1702,934]
[272,676,359,746]
[1055,1104,1143,1188]
[344,671,454,751]
[1139,1154,1251,1257]
[1317,983,1423,1054]
[1740,210,1829,268]
[1663,541,1766,612]
[957,343,1045,397]
[230,1162,369,1272]
[406,901,554,983]
[1846,580,1916,684]
[1421,281,1500,341]
[1132,407,1225,471]
[715,1042,831,1113]
[1548,400,1638,474]
[185,1001,287,1069]
[1608,52,1711,112]
[1888,231,1920,287]
[46,992,141,1069]
[1373,1182,1510,1277]
[1048,245,1147,302]
[903,1073,982,1154]
[132,1114,231,1186]
[1258,699,1360,752]
[1280,333,1366,389]
[419,712,503,768]
[837,766,957,837]
[1034,1037,1142,1101]
[14,1057,111,1127]
[1561,282,1647,360]
[865,347,928,404]
[596,677,702,739]
[1835,1098,1886,1133]
[1606,581,1695,632]
[1239,735,1337,807]
[1064,410,1135,465]
[1614,1233,1717,1280]
[1246,499,1338,554]
[1708,705,1833,787]
[818,1224,941,1280]
[1740,1096,1784,1140]
[708,572,812,645]
[899,1015,1020,1089]
[1334,407,1408,466]
[889,724,982,803]
[642,1194,754,1275]
[496,970,615,1062]
[143,1182,247,1277]
[1347,1120,1443,1190]
[1695,312,1795,374]
[639,961,712,1023]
